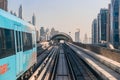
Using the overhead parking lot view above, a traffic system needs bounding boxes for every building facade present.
[107,4,111,43]
[45,28,50,40]
[111,0,119,48]
[84,33,88,44]
[99,9,108,42]
[50,28,55,37]
[32,13,36,26]
[40,27,45,37]
[40,27,47,41]
[19,5,22,19]
[0,0,7,11]
[75,29,80,42]
[92,19,98,44]
[97,13,100,43]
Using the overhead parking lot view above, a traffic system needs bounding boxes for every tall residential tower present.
[75,29,80,42]
[111,0,120,48]
[92,19,98,44]
[99,9,108,43]
[32,13,36,26]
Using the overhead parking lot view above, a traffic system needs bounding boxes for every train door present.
[14,25,23,77]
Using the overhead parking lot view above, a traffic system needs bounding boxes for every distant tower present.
[84,33,88,44]
[0,0,8,11]
[40,27,45,36]
[75,29,80,42]
[32,13,36,26]
[50,27,55,37]
[19,5,22,19]
[92,19,98,44]
[45,28,50,40]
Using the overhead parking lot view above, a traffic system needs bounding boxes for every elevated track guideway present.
[29,42,120,80]
[67,43,120,80]
[29,44,98,80]
[54,47,71,80]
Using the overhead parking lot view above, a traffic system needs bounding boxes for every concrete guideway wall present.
[73,42,120,63]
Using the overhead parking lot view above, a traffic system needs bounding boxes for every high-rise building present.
[19,5,22,19]
[0,0,7,11]
[45,28,50,40]
[84,33,88,44]
[75,29,80,42]
[50,27,55,37]
[40,27,45,37]
[40,27,45,41]
[92,19,98,44]
[111,0,119,48]
[107,4,111,43]
[50,27,59,38]
[99,9,108,42]
[97,13,101,43]
[32,13,36,26]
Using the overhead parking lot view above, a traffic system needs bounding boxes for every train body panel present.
[0,55,16,80]
[0,9,37,80]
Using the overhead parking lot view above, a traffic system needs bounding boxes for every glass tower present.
[99,9,108,42]
[111,0,119,48]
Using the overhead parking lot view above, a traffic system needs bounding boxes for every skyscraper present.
[0,0,7,11]
[19,5,22,19]
[50,27,55,37]
[92,19,98,44]
[32,13,36,26]
[45,28,50,40]
[97,13,101,43]
[99,9,108,42]
[107,4,111,43]
[75,29,80,42]
[40,27,45,41]
[84,33,88,44]
[40,27,45,37]
[111,0,119,48]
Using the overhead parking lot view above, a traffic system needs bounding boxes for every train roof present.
[0,9,35,29]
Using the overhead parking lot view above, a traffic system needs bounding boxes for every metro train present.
[0,9,37,80]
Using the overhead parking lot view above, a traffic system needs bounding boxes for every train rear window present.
[0,28,15,59]
[22,32,32,51]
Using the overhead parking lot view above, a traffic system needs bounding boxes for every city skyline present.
[1,1,120,80]
[8,0,110,41]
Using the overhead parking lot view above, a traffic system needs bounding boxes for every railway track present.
[50,44,98,80]
[22,42,120,80]
[29,43,104,80]
[29,46,58,80]
[52,46,71,80]
[63,44,98,80]
[67,42,120,80]
[35,46,53,70]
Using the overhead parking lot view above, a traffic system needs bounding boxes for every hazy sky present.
[8,0,110,41]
